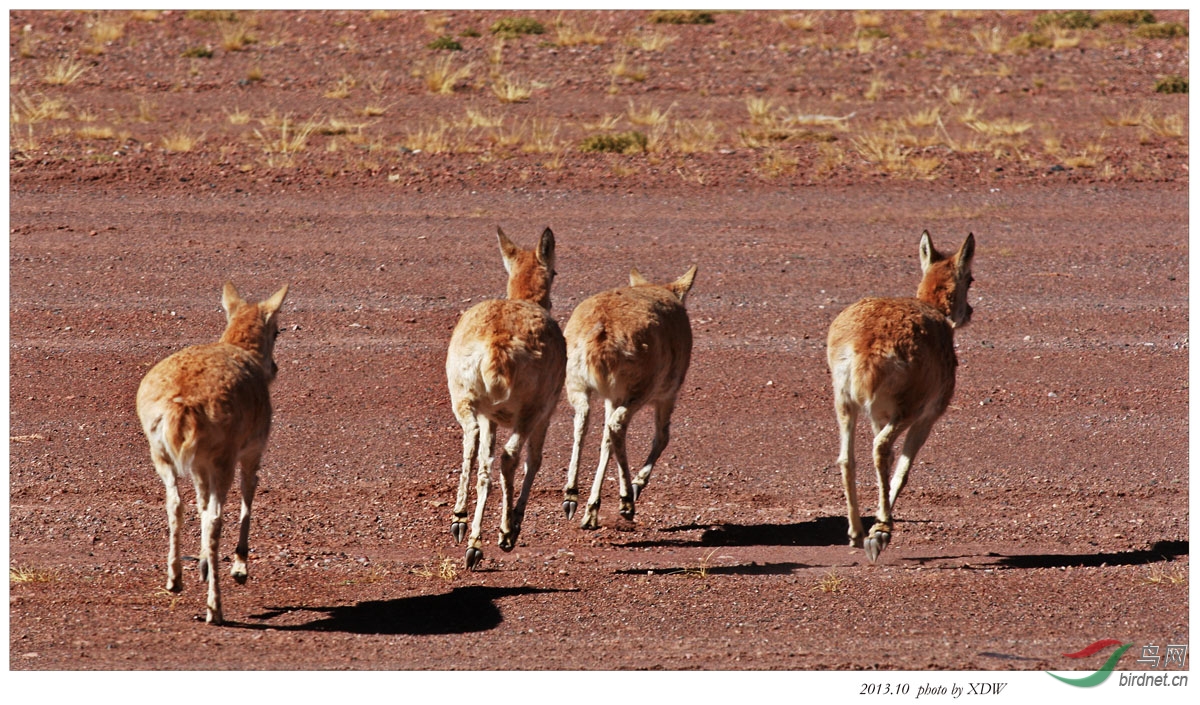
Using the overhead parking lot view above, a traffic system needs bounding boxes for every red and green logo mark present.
[1048,639,1134,687]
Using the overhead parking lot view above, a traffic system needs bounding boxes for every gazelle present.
[827,231,975,562]
[445,227,567,570]
[137,282,288,625]
[562,265,698,529]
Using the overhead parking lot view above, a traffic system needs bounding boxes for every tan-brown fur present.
[136,281,288,625]
[562,264,697,529]
[827,231,974,561]
[445,227,567,569]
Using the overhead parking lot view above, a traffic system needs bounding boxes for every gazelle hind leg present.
[451,406,479,544]
[231,450,261,585]
[152,451,184,592]
[563,385,591,520]
[607,406,636,520]
[632,399,674,502]
[465,416,494,570]
[888,418,935,511]
[865,419,901,563]
[496,427,524,551]
[510,415,550,547]
[581,399,616,529]
[834,400,862,547]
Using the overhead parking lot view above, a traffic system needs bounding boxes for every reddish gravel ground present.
[7,9,1189,678]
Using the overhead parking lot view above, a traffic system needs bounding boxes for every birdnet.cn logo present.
[1048,639,1189,688]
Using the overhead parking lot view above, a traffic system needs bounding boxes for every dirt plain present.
[6,9,1190,676]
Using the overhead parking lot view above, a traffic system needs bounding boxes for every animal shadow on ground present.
[235,585,572,635]
[991,539,1188,570]
[908,539,1189,570]
[616,515,883,549]
[614,562,809,576]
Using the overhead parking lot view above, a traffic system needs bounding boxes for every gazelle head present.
[219,282,289,380]
[498,226,556,310]
[916,231,975,328]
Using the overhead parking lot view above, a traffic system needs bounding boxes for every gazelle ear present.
[260,284,289,324]
[955,233,976,272]
[536,227,555,268]
[629,267,649,286]
[918,230,938,274]
[221,281,243,320]
[669,264,698,304]
[497,226,519,274]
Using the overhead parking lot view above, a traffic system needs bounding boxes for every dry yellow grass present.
[626,100,672,127]
[10,565,58,584]
[324,74,356,99]
[781,13,818,31]
[11,93,70,124]
[757,148,798,178]
[218,21,257,51]
[77,125,115,140]
[814,570,846,594]
[43,57,90,86]
[964,115,1033,137]
[554,15,606,46]
[418,55,473,94]
[492,74,532,103]
[161,129,203,153]
[625,30,676,52]
[253,115,318,164]
[610,51,648,82]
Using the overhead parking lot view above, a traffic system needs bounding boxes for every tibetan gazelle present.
[827,231,975,562]
[562,265,697,529]
[445,227,567,570]
[136,282,288,625]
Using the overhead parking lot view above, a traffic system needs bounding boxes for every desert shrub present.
[1134,22,1188,39]
[580,131,647,153]
[1096,10,1155,25]
[182,45,213,58]
[186,10,238,22]
[650,10,715,25]
[427,36,463,51]
[459,27,481,38]
[1154,75,1188,94]
[491,17,545,37]
[1034,11,1097,30]
[1009,32,1053,50]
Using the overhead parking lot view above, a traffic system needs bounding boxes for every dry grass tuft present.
[11,93,70,124]
[411,555,459,581]
[10,565,58,584]
[254,114,318,164]
[625,30,676,52]
[323,74,356,99]
[418,55,473,94]
[626,100,672,127]
[610,51,648,83]
[492,74,532,103]
[814,570,847,594]
[43,57,90,86]
[1141,564,1187,585]
[161,129,203,153]
[554,15,606,46]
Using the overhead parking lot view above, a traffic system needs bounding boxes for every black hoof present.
[166,580,183,593]
[618,506,635,521]
[451,521,467,544]
[563,500,577,519]
[864,531,891,563]
[232,571,248,585]
[465,547,484,570]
